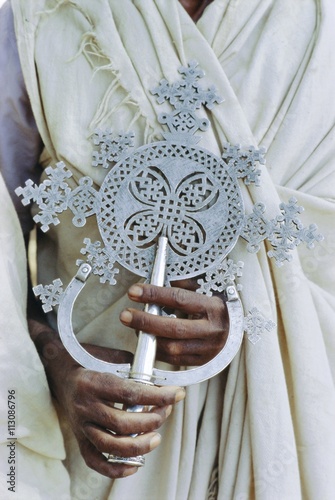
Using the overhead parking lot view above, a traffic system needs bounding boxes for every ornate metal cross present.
[16,61,322,466]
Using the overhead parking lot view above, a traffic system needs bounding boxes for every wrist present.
[28,317,79,400]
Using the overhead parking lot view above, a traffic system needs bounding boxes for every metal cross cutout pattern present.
[16,60,323,466]
[16,60,322,304]
[16,59,323,350]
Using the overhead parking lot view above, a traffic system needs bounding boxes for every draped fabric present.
[0,173,71,499]
[4,0,335,498]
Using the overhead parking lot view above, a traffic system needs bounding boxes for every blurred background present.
[0,0,38,282]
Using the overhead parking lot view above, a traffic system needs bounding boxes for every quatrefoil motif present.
[15,61,322,348]
[125,167,218,255]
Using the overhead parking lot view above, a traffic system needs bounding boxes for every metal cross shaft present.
[107,233,169,467]
[129,234,169,383]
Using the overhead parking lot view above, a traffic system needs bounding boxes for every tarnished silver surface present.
[14,61,307,467]
[152,285,244,386]
[57,264,244,386]
[97,142,244,281]
[15,62,326,468]
[57,263,131,377]
[129,235,168,384]
[106,454,145,467]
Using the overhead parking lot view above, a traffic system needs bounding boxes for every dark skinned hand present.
[29,318,186,479]
[120,279,229,367]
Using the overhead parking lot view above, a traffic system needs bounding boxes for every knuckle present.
[127,438,145,457]
[74,373,89,396]
[93,434,108,453]
[134,312,148,332]
[210,295,226,313]
[165,341,182,357]
[110,414,129,435]
[145,284,159,302]
[171,287,190,308]
[151,411,165,429]
[96,405,111,425]
[109,438,139,458]
[160,351,182,367]
[171,321,188,338]
[118,381,138,406]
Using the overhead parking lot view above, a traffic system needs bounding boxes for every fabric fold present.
[7,0,335,498]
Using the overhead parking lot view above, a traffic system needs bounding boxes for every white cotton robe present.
[0,0,334,498]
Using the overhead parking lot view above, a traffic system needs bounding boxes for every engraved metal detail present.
[151,60,223,142]
[92,129,135,168]
[244,308,276,344]
[196,259,244,296]
[15,61,321,352]
[97,143,244,281]
[15,162,100,232]
[33,279,64,312]
[76,238,119,284]
[15,162,71,231]
[241,197,323,266]
[222,143,266,185]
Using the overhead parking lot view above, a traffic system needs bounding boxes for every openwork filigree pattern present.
[15,162,71,231]
[244,308,276,344]
[77,238,119,285]
[97,142,244,280]
[92,129,135,168]
[125,167,218,254]
[33,279,64,312]
[15,162,99,231]
[16,60,323,347]
[151,60,222,112]
[151,60,223,141]
[222,143,266,185]
[197,259,244,296]
[241,197,323,266]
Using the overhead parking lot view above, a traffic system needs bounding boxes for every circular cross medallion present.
[98,142,244,282]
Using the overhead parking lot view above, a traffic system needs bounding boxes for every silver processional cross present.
[16,61,322,466]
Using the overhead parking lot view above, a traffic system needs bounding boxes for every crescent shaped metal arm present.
[152,286,244,386]
[57,263,132,378]
[57,264,244,386]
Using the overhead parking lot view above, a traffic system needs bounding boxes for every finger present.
[156,350,210,367]
[170,277,200,292]
[128,283,223,315]
[76,370,185,407]
[120,309,222,340]
[85,404,172,436]
[156,338,224,366]
[78,437,139,479]
[83,424,162,457]
[82,344,133,364]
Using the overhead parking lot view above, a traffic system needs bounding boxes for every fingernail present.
[165,405,173,418]
[175,388,186,403]
[128,285,143,299]
[120,310,133,324]
[122,466,138,477]
[150,433,162,451]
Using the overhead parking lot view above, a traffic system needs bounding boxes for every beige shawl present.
[4,0,335,498]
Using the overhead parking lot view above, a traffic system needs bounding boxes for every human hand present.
[52,344,186,478]
[29,319,185,479]
[120,281,229,366]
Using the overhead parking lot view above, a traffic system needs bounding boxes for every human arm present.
[0,1,185,478]
[1,0,227,477]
